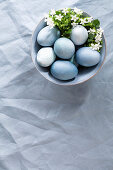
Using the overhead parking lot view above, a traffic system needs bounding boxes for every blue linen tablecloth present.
[0,0,113,169]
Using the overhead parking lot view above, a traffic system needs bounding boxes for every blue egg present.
[70,25,88,45]
[37,26,60,46]
[51,60,78,80]
[54,38,75,59]
[37,47,56,67]
[76,47,101,67]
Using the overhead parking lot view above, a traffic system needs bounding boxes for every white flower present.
[50,9,56,16]
[80,17,93,25]
[71,15,79,21]
[62,8,68,15]
[87,17,93,23]
[90,43,102,51]
[95,34,102,43]
[73,7,83,15]
[97,27,104,35]
[45,14,55,28]
[80,18,86,25]
[44,14,49,22]
[95,28,103,43]
[45,17,55,28]
[71,22,78,28]
[55,14,63,21]
[88,28,96,34]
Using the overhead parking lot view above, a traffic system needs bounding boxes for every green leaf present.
[92,19,100,28]
[88,33,95,40]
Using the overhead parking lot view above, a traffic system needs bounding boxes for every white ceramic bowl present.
[31,13,106,86]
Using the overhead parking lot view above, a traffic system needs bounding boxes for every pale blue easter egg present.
[76,47,101,67]
[51,60,78,80]
[54,38,75,59]
[37,26,60,46]
[37,47,56,67]
[70,25,88,45]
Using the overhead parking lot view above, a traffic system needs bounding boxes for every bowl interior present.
[31,15,106,85]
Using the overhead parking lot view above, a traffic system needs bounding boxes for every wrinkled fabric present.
[0,0,113,170]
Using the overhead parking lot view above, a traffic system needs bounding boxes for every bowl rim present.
[31,11,107,86]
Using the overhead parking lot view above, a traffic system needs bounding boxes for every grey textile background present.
[0,0,113,170]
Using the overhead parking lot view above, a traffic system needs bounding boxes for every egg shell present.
[51,60,78,80]
[37,26,60,46]
[54,38,75,59]
[70,25,88,45]
[75,47,101,67]
[37,47,56,67]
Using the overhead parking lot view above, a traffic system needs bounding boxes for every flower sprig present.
[87,27,103,51]
[45,8,103,52]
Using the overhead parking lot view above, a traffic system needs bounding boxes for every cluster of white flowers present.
[80,17,93,25]
[90,43,102,51]
[44,8,103,51]
[73,7,83,15]
[45,14,55,28]
[90,27,103,51]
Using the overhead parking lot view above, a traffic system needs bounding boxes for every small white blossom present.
[50,9,56,16]
[80,18,86,25]
[45,17,55,28]
[97,27,104,35]
[71,22,78,28]
[90,43,102,51]
[71,15,79,21]
[45,13,55,28]
[44,14,49,22]
[62,8,68,15]
[95,34,102,43]
[87,17,93,23]
[55,14,63,21]
[80,17,93,25]
[88,28,96,34]
[73,7,83,15]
